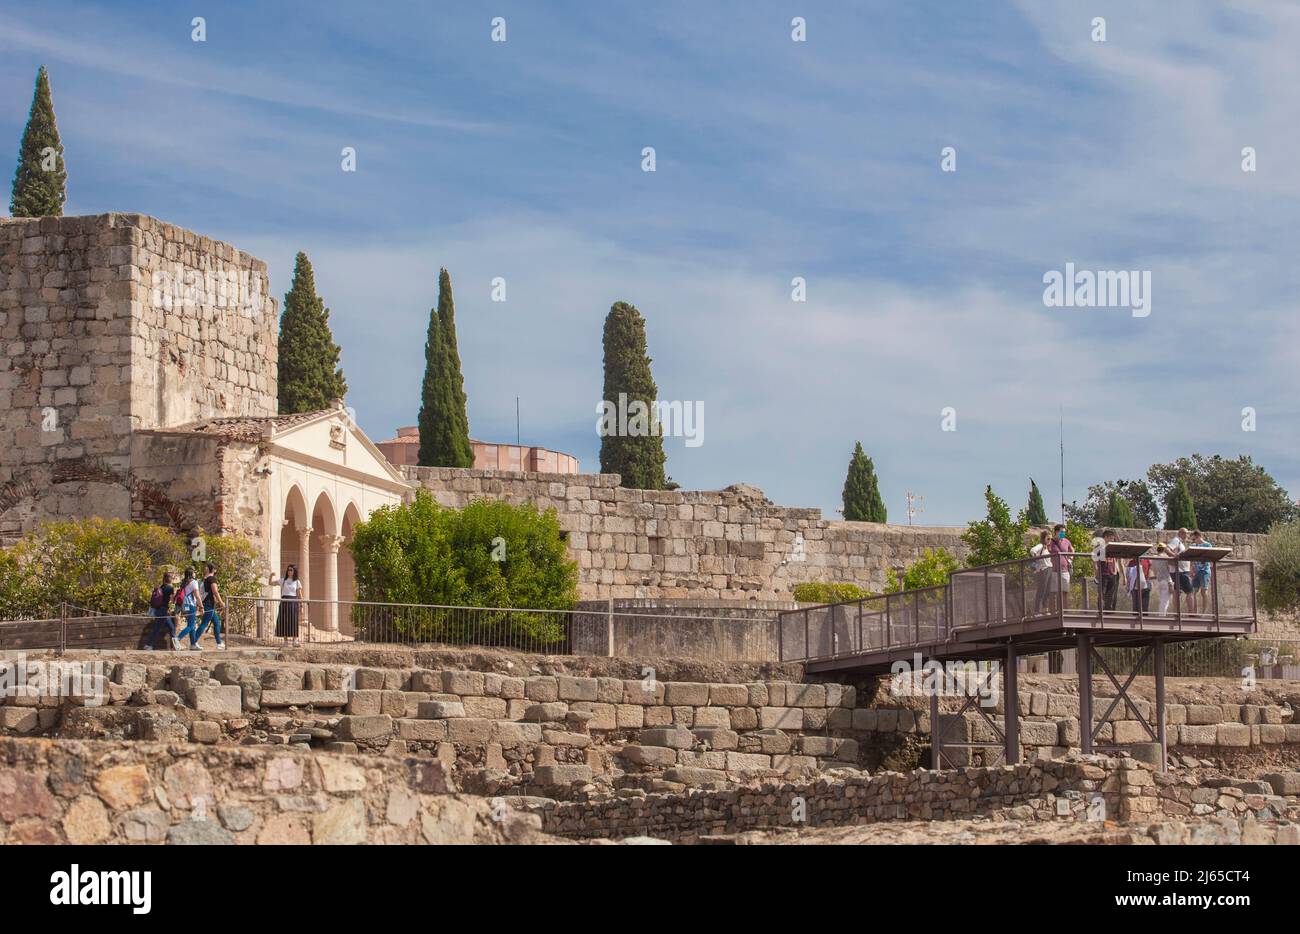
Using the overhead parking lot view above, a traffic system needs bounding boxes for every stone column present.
[321,534,344,632]
[297,526,312,631]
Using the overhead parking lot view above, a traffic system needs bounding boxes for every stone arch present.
[309,490,340,633]
[338,500,363,634]
[283,484,310,533]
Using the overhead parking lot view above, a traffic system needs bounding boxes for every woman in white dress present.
[1149,544,1172,615]
[275,564,303,646]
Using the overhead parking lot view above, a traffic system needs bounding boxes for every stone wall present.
[0,213,277,541]
[406,467,971,601]
[0,736,543,844]
[535,755,1300,841]
[9,653,1299,794]
[570,599,791,660]
[404,467,1284,626]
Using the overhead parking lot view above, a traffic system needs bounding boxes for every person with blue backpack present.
[172,567,202,650]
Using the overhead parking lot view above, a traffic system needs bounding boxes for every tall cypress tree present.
[1164,477,1198,530]
[277,252,347,413]
[1026,478,1048,525]
[842,442,887,522]
[1106,491,1136,529]
[598,301,666,489]
[10,66,67,217]
[417,269,473,467]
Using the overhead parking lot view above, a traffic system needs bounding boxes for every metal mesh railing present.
[224,597,779,659]
[778,586,950,663]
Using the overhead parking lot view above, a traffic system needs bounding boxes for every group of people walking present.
[145,563,227,651]
[1029,525,1214,616]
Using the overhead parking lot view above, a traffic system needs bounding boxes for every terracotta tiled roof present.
[167,409,331,442]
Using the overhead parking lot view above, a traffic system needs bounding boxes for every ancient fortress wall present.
[0,213,277,539]
[406,467,972,600]
[404,467,1274,610]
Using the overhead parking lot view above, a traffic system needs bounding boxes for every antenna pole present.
[1059,406,1065,525]
[516,396,521,446]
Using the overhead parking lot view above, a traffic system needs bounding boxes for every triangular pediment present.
[267,408,409,487]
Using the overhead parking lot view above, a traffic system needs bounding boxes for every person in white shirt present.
[1166,528,1193,610]
[275,564,303,647]
[1029,529,1053,615]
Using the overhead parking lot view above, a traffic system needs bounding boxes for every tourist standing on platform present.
[1126,555,1152,613]
[1191,530,1214,614]
[1048,524,1072,612]
[1096,529,1120,611]
[276,564,302,648]
[1167,528,1194,610]
[1029,529,1053,615]
[1149,543,1173,614]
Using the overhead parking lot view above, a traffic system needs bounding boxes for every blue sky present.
[3,1,1297,524]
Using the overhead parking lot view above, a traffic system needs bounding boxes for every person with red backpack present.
[144,571,177,650]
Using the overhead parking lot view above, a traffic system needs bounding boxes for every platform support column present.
[1154,638,1168,772]
[1077,633,1093,754]
[1004,642,1019,765]
[929,685,941,769]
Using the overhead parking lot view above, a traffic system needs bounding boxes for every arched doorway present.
[309,492,340,632]
[339,502,361,636]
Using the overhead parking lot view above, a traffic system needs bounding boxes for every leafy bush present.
[885,547,960,593]
[1259,521,1300,614]
[348,493,578,644]
[0,519,267,619]
[792,581,872,604]
[961,486,1030,567]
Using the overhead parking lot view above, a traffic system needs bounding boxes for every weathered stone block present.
[664,682,709,706]
[760,707,803,730]
[446,718,494,744]
[525,677,559,702]
[395,718,447,742]
[1216,723,1251,747]
[523,702,568,722]
[533,765,592,786]
[441,671,485,696]
[620,744,677,767]
[492,721,544,747]
[709,683,748,706]
[335,714,393,741]
[724,752,771,772]
[556,676,598,702]
[261,690,348,709]
[638,726,694,749]
[418,701,465,720]
[188,685,242,717]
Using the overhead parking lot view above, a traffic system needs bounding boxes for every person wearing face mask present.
[1047,523,1073,612]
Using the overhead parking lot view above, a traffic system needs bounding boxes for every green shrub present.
[0,519,267,619]
[885,547,960,593]
[792,581,871,604]
[1259,521,1300,614]
[962,486,1030,567]
[348,492,578,644]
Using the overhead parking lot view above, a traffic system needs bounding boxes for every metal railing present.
[225,596,780,659]
[947,553,1257,630]
[777,585,950,663]
[779,553,1260,664]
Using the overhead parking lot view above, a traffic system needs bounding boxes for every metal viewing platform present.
[778,547,1257,769]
